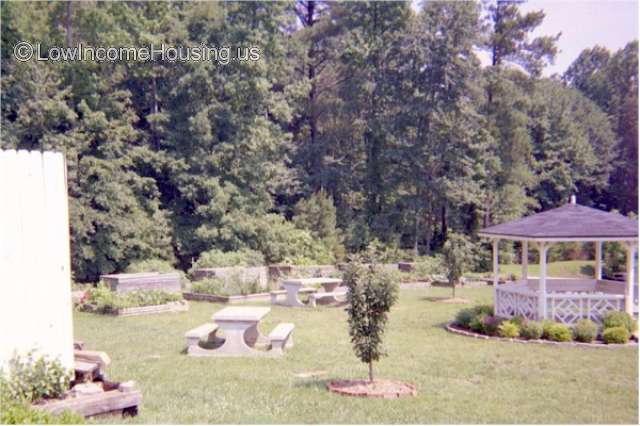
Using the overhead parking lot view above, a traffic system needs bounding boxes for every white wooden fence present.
[0,150,74,372]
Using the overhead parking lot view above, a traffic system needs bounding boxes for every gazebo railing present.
[547,292,625,325]
[495,284,538,321]
[495,282,626,324]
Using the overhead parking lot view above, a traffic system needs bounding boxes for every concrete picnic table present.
[281,277,344,307]
[210,306,271,356]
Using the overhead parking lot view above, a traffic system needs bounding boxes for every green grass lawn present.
[74,286,638,424]
[468,260,595,280]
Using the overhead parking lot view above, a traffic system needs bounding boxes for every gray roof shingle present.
[479,203,638,240]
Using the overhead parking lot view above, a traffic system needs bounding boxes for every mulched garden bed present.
[446,322,638,349]
[183,292,271,304]
[327,379,417,398]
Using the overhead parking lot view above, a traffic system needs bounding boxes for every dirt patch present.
[294,370,328,378]
[327,379,417,398]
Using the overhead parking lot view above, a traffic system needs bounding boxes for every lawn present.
[468,260,595,280]
[74,286,638,424]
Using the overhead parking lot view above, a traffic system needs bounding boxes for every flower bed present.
[451,305,638,346]
[77,284,186,316]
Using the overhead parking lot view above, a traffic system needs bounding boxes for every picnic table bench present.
[277,278,344,307]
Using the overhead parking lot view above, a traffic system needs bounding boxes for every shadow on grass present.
[293,378,331,391]
[420,296,471,304]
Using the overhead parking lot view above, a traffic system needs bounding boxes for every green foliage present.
[510,315,526,327]
[498,321,520,338]
[82,283,182,313]
[546,323,572,342]
[573,319,598,343]
[602,311,637,334]
[455,308,477,329]
[190,276,261,297]
[0,351,72,403]
[442,233,473,297]
[413,256,445,280]
[0,401,85,424]
[126,259,177,273]
[541,320,556,339]
[519,321,543,340]
[602,326,630,344]
[474,305,495,317]
[1,0,634,282]
[293,189,345,262]
[344,254,399,381]
[191,249,265,269]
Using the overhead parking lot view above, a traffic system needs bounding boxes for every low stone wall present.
[100,272,181,294]
[191,266,269,289]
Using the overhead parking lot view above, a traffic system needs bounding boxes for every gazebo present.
[479,197,638,324]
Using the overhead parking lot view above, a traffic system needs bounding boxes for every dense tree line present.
[1,1,637,281]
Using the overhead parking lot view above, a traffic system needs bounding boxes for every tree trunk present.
[452,281,456,299]
[368,361,373,382]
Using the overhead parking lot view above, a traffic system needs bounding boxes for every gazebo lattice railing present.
[480,197,638,325]
[495,280,626,324]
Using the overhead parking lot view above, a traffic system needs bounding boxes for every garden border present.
[445,322,638,349]
[80,300,188,317]
[182,292,271,304]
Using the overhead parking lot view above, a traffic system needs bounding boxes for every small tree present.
[343,254,399,382]
[442,232,473,299]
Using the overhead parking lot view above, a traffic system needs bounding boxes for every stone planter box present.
[191,266,269,288]
[398,262,415,272]
[81,300,188,317]
[183,292,271,304]
[100,272,181,294]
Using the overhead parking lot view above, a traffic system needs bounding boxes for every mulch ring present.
[327,379,417,398]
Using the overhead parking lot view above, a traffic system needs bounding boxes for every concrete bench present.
[185,323,219,351]
[270,287,316,304]
[308,290,347,307]
[268,323,295,356]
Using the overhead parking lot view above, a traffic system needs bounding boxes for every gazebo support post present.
[595,241,603,280]
[521,240,528,285]
[537,242,548,320]
[493,239,499,305]
[625,242,637,315]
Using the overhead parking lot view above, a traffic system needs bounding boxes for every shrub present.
[455,308,477,328]
[519,321,543,340]
[192,248,265,269]
[546,323,572,342]
[469,314,488,334]
[413,255,444,280]
[0,402,85,424]
[573,319,598,343]
[474,305,494,316]
[483,316,503,336]
[0,351,72,403]
[602,311,637,334]
[82,283,182,313]
[498,321,520,338]
[125,258,176,273]
[190,275,262,296]
[602,326,630,344]
[541,320,556,339]
[511,315,526,327]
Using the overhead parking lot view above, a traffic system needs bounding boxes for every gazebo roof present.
[479,202,638,241]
